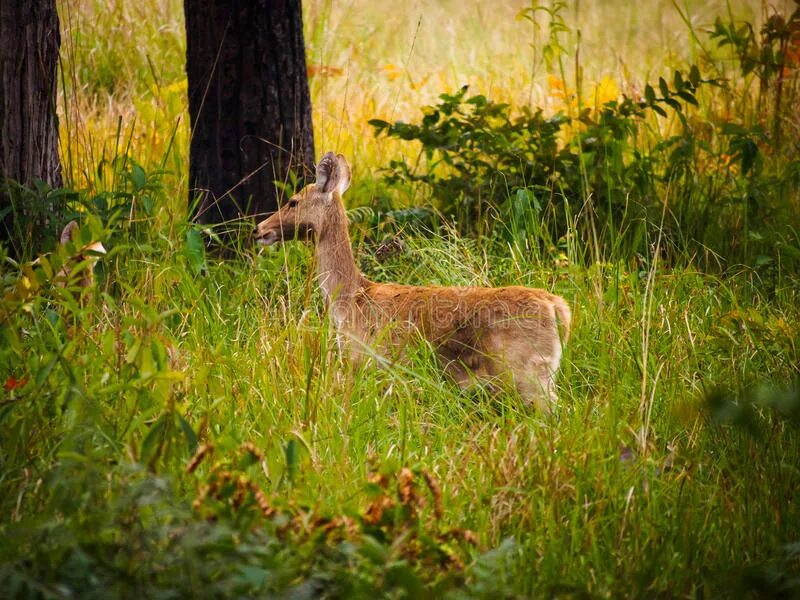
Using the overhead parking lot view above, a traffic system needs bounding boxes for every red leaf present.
[4,377,26,391]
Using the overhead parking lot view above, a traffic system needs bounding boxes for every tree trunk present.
[0,0,62,258]
[185,0,315,229]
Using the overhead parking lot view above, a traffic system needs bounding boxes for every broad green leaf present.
[185,227,206,275]
[140,413,168,466]
[131,164,146,191]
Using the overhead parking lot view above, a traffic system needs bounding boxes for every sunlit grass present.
[55,0,778,190]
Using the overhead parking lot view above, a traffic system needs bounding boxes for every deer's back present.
[352,282,567,353]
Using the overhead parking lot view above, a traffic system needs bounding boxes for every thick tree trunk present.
[0,0,62,258]
[185,0,315,227]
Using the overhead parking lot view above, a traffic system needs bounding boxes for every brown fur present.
[255,153,571,409]
[56,220,106,299]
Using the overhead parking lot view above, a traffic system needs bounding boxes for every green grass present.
[2,207,798,596]
[2,0,800,597]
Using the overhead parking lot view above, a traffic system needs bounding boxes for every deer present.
[254,152,571,410]
[56,220,106,299]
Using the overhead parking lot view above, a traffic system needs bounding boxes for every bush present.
[369,5,800,273]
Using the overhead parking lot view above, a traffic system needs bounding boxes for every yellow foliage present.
[593,75,618,107]
[381,64,402,81]
[547,75,566,99]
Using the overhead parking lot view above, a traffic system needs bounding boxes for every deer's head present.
[254,152,351,246]
[60,220,106,262]
[56,220,106,294]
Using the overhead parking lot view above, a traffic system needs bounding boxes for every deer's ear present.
[61,220,78,245]
[316,152,339,195]
[335,154,351,195]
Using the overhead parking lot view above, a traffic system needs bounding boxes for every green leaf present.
[185,227,206,275]
[96,159,106,182]
[237,565,268,590]
[658,77,670,98]
[0,404,15,428]
[368,119,390,134]
[673,70,684,92]
[677,91,698,106]
[35,356,57,386]
[386,562,424,598]
[359,535,388,565]
[644,84,655,104]
[138,342,154,378]
[721,122,747,135]
[421,110,440,126]
[467,94,488,107]
[126,339,142,365]
[664,97,683,112]
[38,256,53,279]
[177,413,198,455]
[140,413,168,466]
[131,164,146,191]
[738,139,759,175]
[689,64,701,86]
[651,104,668,117]
[284,438,298,483]
[755,255,773,266]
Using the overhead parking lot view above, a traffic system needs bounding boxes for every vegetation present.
[1,0,799,597]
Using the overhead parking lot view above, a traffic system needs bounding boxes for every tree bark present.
[185,0,315,228]
[0,0,62,258]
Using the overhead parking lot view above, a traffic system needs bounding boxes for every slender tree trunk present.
[0,0,62,258]
[185,0,315,228]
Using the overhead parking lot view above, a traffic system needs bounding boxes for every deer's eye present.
[287,199,299,208]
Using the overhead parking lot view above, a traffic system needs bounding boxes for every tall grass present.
[54,0,786,191]
[1,0,799,597]
[2,198,798,595]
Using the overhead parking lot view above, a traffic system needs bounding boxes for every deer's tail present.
[553,296,572,346]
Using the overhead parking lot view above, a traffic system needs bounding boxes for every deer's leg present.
[514,364,556,413]
[435,335,474,389]
[479,327,558,411]
[441,358,472,389]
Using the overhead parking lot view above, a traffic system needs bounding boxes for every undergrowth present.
[1,0,799,598]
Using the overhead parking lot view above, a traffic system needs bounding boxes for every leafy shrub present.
[0,178,69,260]
[710,3,800,147]
[369,74,710,258]
[369,3,800,272]
[0,156,171,262]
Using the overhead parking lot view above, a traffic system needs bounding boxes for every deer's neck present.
[315,198,365,307]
